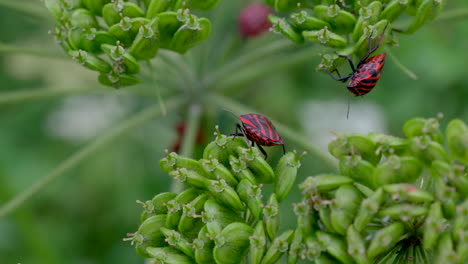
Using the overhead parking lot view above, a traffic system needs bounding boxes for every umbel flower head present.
[127,116,468,263]
[267,0,447,71]
[44,0,219,88]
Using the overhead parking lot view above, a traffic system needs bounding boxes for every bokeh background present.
[0,0,467,263]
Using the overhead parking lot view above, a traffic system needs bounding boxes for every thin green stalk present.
[207,94,338,170]
[0,97,185,218]
[435,8,468,22]
[158,51,197,90]
[0,87,101,105]
[204,39,293,87]
[146,60,167,116]
[0,0,51,20]
[217,47,319,93]
[170,104,202,193]
[385,47,418,80]
[0,43,66,59]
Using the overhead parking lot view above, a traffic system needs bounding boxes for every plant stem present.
[0,0,51,20]
[0,97,185,218]
[217,46,319,94]
[208,94,338,170]
[170,104,202,193]
[0,43,66,59]
[385,47,418,80]
[204,39,293,88]
[436,8,468,22]
[0,87,100,105]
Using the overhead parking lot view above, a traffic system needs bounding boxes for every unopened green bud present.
[125,215,167,258]
[102,1,145,27]
[138,192,177,221]
[207,179,245,212]
[422,202,445,249]
[354,188,384,232]
[160,227,194,258]
[346,225,369,264]
[147,0,172,18]
[98,72,141,88]
[410,136,449,165]
[339,155,375,189]
[264,194,280,241]
[108,17,149,47]
[368,132,410,156]
[213,222,254,264]
[331,184,363,235]
[314,5,356,34]
[453,199,468,242]
[269,15,305,45]
[378,203,428,221]
[229,155,257,184]
[446,119,468,164]
[383,183,434,203]
[69,50,112,72]
[434,232,456,263]
[70,8,98,29]
[203,127,249,167]
[159,151,209,177]
[201,158,238,187]
[156,11,184,49]
[203,199,243,237]
[294,201,316,236]
[146,247,193,264]
[194,226,216,264]
[287,229,304,264]
[250,221,267,264]
[300,174,354,192]
[290,11,331,31]
[319,206,337,234]
[82,0,111,16]
[303,27,347,48]
[169,16,211,54]
[79,30,118,54]
[380,0,409,22]
[261,230,294,264]
[316,231,354,264]
[238,146,275,184]
[237,179,263,220]
[165,188,200,229]
[169,168,210,189]
[129,19,160,61]
[329,134,380,165]
[373,155,423,186]
[353,19,389,59]
[178,194,208,234]
[274,0,302,12]
[405,0,444,34]
[403,116,443,143]
[367,222,405,259]
[275,151,305,202]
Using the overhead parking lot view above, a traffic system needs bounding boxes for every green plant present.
[130,116,468,263]
[0,0,467,264]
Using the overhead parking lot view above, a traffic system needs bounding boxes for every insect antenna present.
[221,108,240,120]
[346,93,352,119]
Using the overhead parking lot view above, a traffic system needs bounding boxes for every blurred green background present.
[0,0,467,263]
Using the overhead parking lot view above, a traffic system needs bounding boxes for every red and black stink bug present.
[322,23,389,98]
[229,113,286,159]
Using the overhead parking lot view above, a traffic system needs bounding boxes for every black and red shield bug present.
[225,111,286,159]
[321,23,389,117]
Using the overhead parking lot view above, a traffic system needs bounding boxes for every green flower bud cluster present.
[296,116,468,263]
[44,0,217,87]
[267,0,447,70]
[127,126,306,263]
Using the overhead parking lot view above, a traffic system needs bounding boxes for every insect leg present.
[320,69,352,83]
[337,54,356,72]
[360,23,389,64]
[281,144,286,154]
[233,123,251,145]
[257,144,268,159]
